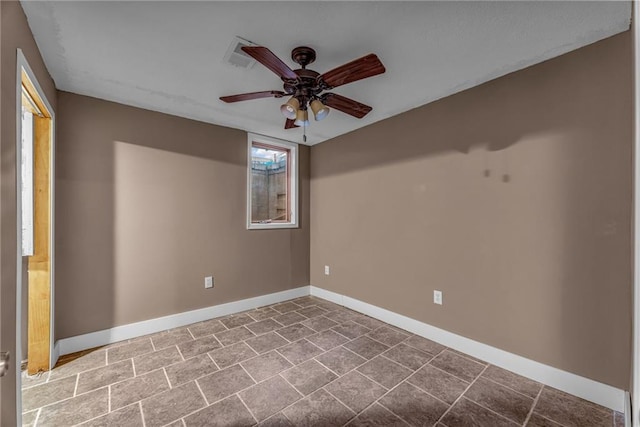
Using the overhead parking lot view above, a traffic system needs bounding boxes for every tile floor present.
[21,296,624,427]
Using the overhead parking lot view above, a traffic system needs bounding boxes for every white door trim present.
[633,1,640,425]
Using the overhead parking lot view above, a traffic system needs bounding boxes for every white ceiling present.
[21,1,630,146]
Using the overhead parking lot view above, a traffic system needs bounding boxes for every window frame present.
[247,133,298,230]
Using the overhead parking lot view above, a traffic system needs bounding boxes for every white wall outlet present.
[433,290,443,305]
[205,276,214,289]
[324,265,330,275]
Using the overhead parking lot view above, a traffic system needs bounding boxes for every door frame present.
[15,48,56,417]
[634,1,640,425]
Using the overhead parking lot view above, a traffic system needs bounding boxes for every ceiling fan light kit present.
[220,44,386,138]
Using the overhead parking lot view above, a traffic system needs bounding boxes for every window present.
[247,134,298,229]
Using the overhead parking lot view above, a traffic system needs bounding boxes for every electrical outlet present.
[433,290,443,305]
[324,265,330,275]
[205,276,214,289]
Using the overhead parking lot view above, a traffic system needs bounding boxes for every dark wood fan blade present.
[285,118,299,129]
[220,91,286,103]
[322,93,372,119]
[319,54,385,89]
[242,46,298,80]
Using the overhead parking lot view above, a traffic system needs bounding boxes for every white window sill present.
[248,222,298,230]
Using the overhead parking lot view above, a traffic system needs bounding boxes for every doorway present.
[16,49,56,381]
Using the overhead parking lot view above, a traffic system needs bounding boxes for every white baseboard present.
[310,285,626,413]
[55,283,626,413]
[56,286,309,356]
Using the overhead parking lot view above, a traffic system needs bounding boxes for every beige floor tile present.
[277,339,323,365]
[76,359,134,394]
[429,350,485,382]
[343,336,389,360]
[241,351,292,382]
[77,403,144,426]
[383,342,433,371]
[107,339,154,364]
[281,359,337,395]
[141,381,206,427]
[110,368,170,410]
[403,335,446,356]
[184,395,255,426]
[49,349,107,381]
[282,389,354,426]
[274,311,307,326]
[239,376,301,421]
[21,409,38,427]
[37,387,108,426]
[177,335,222,359]
[534,386,613,427]
[481,365,542,399]
[356,356,411,389]
[366,326,409,347]
[246,331,289,354]
[221,313,255,329]
[277,323,316,341]
[306,329,349,351]
[407,364,468,404]
[209,341,258,369]
[164,353,218,387]
[315,346,366,376]
[464,377,534,424]
[441,397,518,427]
[133,346,182,375]
[197,364,255,403]
[246,318,283,335]
[332,321,371,340]
[324,371,386,413]
[379,382,449,426]
[346,403,409,426]
[22,375,76,412]
[215,326,255,346]
[151,328,194,350]
[302,316,339,332]
[187,318,227,338]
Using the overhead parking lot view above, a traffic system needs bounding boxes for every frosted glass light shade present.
[310,99,330,121]
[280,97,299,119]
[294,109,309,126]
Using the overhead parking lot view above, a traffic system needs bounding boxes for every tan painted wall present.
[0,1,57,424]
[55,92,310,339]
[310,32,632,389]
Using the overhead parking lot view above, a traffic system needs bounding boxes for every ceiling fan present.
[220,45,386,133]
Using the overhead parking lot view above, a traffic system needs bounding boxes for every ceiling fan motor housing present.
[291,46,316,68]
[284,68,323,109]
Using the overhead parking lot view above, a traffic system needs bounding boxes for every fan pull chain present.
[303,121,307,143]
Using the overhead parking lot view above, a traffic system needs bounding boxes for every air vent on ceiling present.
[224,36,257,69]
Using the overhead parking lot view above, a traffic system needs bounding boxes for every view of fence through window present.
[250,143,290,223]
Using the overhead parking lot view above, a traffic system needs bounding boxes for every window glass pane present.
[251,144,289,223]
